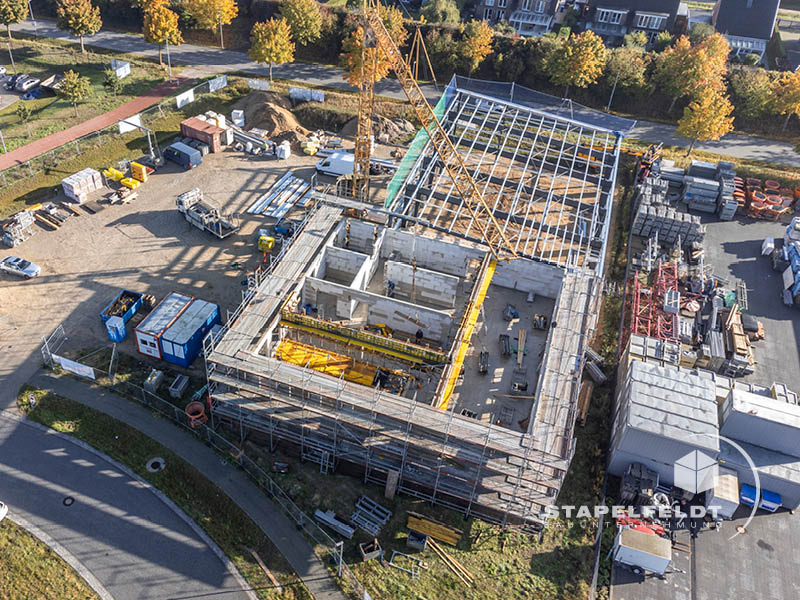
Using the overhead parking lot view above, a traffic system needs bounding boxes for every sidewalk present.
[29,371,348,600]
[0,77,189,171]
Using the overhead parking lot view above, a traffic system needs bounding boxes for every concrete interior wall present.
[335,219,381,254]
[381,229,484,277]
[302,277,453,341]
[493,258,564,299]
[323,246,367,286]
[384,260,459,309]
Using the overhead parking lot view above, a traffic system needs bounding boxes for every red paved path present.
[0,78,191,171]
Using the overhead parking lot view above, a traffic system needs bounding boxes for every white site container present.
[612,528,671,575]
[705,466,740,520]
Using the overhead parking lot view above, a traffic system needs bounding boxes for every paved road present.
[31,371,348,600]
[9,19,800,168]
[0,410,251,600]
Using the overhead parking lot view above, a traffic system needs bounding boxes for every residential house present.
[712,0,780,63]
[584,0,684,46]
[474,0,559,37]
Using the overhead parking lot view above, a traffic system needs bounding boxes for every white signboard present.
[53,355,96,380]
[118,113,142,134]
[110,59,130,79]
[176,89,195,109]
[289,87,324,103]
[248,78,270,91]
[209,75,227,92]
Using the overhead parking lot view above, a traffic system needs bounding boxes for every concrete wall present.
[384,260,459,308]
[335,219,380,254]
[302,277,452,340]
[324,246,367,285]
[381,229,484,277]
[493,258,564,299]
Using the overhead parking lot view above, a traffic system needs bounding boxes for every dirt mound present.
[339,115,416,145]
[232,91,310,139]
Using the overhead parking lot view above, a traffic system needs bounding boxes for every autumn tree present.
[0,0,27,40]
[771,70,800,130]
[57,69,91,117]
[623,30,647,49]
[603,47,650,99]
[341,4,408,88]
[102,67,122,95]
[182,0,238,49]
[676,87,734,155]
[654,30,672,51]
[143,0,183,65]
[56,0,102,53]
[696,33,730,91]
[545,30,606,96]
[249,18,294,81]
[460,19,494,75]
[654,36,701,112]
[729,67,773,121]
[279,0,321,47]
[422,0,459,24]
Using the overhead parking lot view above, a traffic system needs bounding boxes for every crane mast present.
[353,1,518,260]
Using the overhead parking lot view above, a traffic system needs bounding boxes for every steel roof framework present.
[388,89,623,273]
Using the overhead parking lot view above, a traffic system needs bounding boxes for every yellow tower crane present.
[352,0,519,262]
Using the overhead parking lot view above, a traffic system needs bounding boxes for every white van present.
[316,152,354,177]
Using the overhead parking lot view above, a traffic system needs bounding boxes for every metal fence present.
[39,328,372,600]
[0,77,225,191]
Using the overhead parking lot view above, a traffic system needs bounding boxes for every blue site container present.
[106,316,127,342]
[160,299,220,368]
[740,484,758,507]
[759,489,782,513]
[135,292,193,360]
[101,290,144,324]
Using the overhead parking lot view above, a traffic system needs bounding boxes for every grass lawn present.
[16,386,312,600]
[0,38,167,153]
[0,517,100,600]
[0,76,250,217]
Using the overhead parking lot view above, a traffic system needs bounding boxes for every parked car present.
[16,77,39,92]
[0,501,7,523]
[0,256,41,279]
[5,73,25,90]
[163,142,202,170]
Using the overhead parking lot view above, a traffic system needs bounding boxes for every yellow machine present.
[103,167,125,181]
[257,234,275,252]
[364,323,392,337]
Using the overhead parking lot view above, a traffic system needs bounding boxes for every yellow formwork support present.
[438,258,497,410]
[275,339,376,386]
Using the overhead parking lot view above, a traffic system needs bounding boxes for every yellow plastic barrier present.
[120,177,141,190]
[103,167,125,181]
[130,162,148,183]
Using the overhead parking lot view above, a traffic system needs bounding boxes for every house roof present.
[713,0,780,41]
[592,0,681,15]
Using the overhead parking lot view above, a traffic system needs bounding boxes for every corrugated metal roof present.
[137,293,192,336]
[162,299,217,346]
[623,361,719,452]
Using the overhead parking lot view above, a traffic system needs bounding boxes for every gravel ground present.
[0,145,384,407]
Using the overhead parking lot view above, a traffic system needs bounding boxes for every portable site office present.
[160,299,220,368]
[135,293,193,360]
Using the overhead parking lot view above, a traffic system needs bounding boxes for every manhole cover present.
[146,457,166,473]
[63,496,75,506]
[736,525,747,535]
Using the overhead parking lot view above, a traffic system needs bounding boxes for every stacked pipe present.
[632,176,705,244]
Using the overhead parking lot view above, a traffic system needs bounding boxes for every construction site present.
[203,74,632,529]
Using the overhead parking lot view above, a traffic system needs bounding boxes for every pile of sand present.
[232,91,310,139]
[339,115,416,145]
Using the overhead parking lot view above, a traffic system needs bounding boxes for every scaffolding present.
[620,261,680,355]
[386,80,630,273]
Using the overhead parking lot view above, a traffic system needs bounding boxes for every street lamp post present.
[165,39,173,81]
[27,0,36,32]
[606,71,620,113]
[7,42,16,75]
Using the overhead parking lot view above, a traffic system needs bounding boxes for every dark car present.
[5,73,25,90]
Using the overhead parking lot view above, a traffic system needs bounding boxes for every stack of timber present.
[406,512,463,546]
[427,538,474,587]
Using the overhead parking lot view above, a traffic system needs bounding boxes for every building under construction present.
[204,78,634,528]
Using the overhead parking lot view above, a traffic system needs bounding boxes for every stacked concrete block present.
[716,161,738,221]
[687,160,718,179]
[683,176,720,213]
[631,200,705,245]
[61,168,102,204]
